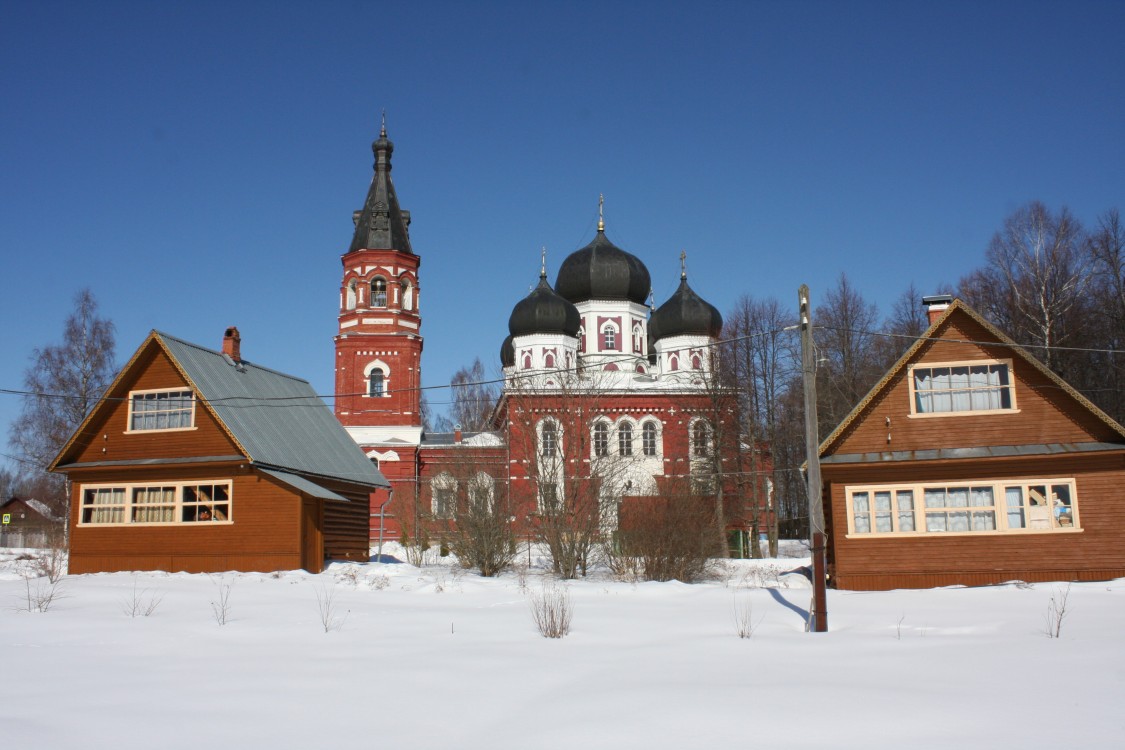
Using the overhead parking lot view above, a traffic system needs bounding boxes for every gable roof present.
[819,299,1125,458]
[51,331,388,489]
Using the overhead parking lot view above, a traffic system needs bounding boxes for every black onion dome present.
[555,230,651,305]
[500,335,515,368]
[650,277,723,340]
[508,274,581,338]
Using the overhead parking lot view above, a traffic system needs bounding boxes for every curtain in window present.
[86,487,125,524]
[1005,486,1025,528]
[949,367,972,412]
[852,492,871,533]
[896,490,915,531]
[873,491,893,532]
[133,486,175,523]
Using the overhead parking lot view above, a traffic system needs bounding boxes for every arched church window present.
[401,279,414,311]
[468,472,495,514]
[618,422,633,456]
[642,420,659,456]
[691,354,703,370]
[371,277,388,307]
[692,420,711,457]
[544,352,555,369]
[669,354,679,371]
[346,279,357,310]
[541,420,559,457]
[593,421,609,457]
[522,352,532,370]
[578,326,586,353]
[369,370,385,397]
[602,325,617,351]
[633,324,644,353]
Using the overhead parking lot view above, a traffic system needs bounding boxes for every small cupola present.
[508,254,581,339]
[649,254,723,341]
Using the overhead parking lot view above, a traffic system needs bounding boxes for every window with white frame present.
[691,420,711,457]
[909,360,1015,416]
[618,422,634,456]
[602,324,617,351]
[593,421,609,457]
[432,473,456,518]
[468,472,495,514]
[80,481,231,525]
[846,478,1079,535]
[539,481,560,513]
[369,369,385,397]
[371,277,388,307]
[642,420,659,456]
[128,389,195,432]
[540,420,559,457]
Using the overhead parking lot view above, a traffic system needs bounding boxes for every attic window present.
[908,360,1016,416]
[127,389,195,432]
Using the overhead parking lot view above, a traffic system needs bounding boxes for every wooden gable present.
[54,334,243,469]
[823,302,1125,459]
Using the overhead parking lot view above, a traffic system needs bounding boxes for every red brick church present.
[333,125,768,553]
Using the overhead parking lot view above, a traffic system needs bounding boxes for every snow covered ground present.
[2,543,1121,749]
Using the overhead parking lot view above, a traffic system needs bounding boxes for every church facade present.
[334,127,767,553]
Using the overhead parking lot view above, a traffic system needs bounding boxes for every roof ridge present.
[153,331,311,384]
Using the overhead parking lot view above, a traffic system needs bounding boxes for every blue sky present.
[2,0,1123,466]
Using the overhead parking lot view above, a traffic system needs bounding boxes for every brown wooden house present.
[819,297,1125,590]
[50,327,389,574]
[0,497,61,548]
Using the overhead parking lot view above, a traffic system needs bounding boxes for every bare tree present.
[813,274,883,436]
[723,295,798,557]
[428,446,516,577]
[447,358,499,431]
[1086,208,1125,422]
[9,289,116,523]
[960,202,1090,373]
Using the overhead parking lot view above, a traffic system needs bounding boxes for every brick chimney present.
[922,295,953,326]
[222,326,241,362]
[454,424,463,444]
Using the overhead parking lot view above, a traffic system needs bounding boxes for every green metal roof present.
[156,332,388,489]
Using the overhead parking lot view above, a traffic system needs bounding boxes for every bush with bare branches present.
[528,580,572,638]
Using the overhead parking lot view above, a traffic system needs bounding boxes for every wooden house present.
[819,297,1125,590]
[50,327,389,574]
[0,497,60,548]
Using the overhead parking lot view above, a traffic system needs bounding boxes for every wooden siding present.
[319,479,371,563]
[67,467,303,574]
[830,316,1121,457]
[824,452,1125,590]
[72,346,241,466]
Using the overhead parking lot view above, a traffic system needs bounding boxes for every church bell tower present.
[334,121,424,455]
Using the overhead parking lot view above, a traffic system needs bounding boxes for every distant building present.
[334,127,769,551]
[0,497,59,548]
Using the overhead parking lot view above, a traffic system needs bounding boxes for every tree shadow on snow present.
[369,553,405,564]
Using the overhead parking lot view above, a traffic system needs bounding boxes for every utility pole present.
[799,284,828,632]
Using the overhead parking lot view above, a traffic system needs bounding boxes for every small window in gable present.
[128,389,195,432]
[909,360,1016,416]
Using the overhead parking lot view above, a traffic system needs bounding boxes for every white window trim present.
[363,360,390,398]
[844,478,1081,537]
[125,387,197,434]
[78,480,232,527]
[431,472,456,518]
[907,358,1020,418]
